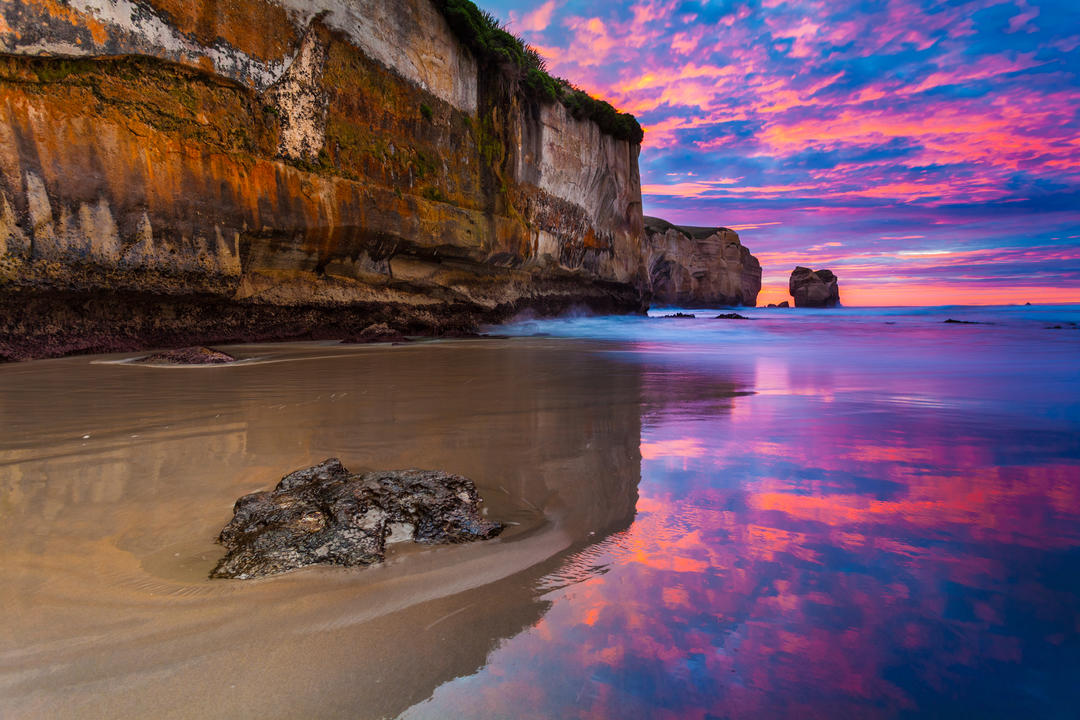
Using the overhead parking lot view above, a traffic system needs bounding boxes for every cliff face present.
[0,0,644,360]
[643,217,761,307]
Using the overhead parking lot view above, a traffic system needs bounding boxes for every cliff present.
[0,0,645,360]
[643,217,761,307]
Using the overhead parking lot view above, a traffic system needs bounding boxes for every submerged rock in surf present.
[137,346,236,364]
[211,459,503,579]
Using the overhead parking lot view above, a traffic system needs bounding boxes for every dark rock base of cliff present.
[212,459,503,579]
[0,281,642,362]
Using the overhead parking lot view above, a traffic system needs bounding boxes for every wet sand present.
[0,339,644,719]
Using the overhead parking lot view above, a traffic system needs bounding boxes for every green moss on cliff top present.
[434,0,644,145]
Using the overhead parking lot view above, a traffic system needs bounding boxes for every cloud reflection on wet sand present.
[407,321,1080,719]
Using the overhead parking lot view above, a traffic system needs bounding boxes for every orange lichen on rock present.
[15,0,110,45]
[144,0,299,63]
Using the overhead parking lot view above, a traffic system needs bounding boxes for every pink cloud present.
[512,1,560,33]
[1007,0,1040,34]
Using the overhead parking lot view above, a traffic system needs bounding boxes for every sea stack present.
[789,267,841,307]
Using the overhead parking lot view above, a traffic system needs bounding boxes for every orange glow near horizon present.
[755,283,1080,307]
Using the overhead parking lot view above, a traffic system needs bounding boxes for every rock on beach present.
[211,459,503,579]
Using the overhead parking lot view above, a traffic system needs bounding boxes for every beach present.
[1,306,1079,718]
[0,339,644,718]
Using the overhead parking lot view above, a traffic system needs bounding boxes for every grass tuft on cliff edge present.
[433,0,644,145]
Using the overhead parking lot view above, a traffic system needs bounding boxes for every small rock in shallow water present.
[343,323,410,344]
[661,313,696,319]
[137,347,236,364]
[714,313,750,320]
[211,459,503,579]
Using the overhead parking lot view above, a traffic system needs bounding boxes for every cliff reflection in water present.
[408,312,1080,719]
[0,341,643,719]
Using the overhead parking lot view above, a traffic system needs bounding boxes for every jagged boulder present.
[644,217,762,307]
[211,459,503,579]
[789,267,840,307]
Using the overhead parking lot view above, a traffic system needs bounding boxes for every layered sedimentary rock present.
[789,267,840,307]
[0,0,645,360]
[643,216,761,307]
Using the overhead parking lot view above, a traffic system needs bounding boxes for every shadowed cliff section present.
[644,216,762,307]
[0,0,646,360]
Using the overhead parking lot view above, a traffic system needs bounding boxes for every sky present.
[482,0,1080,305]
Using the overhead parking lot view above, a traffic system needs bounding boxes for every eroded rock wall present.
[643,217,761,307]
[528,101,644,284]
[1,0,478,109]
[0,0,644,360]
